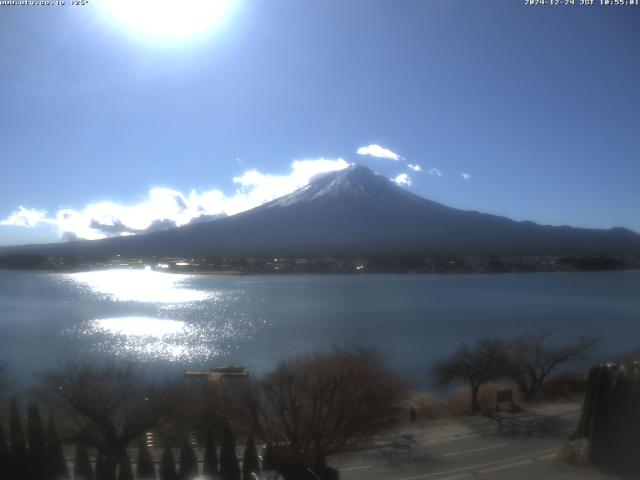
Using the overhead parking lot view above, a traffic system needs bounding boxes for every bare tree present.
[504,333,598,401]
[244,347,405,463]
[433,339,508,414]
[41,360,183,480]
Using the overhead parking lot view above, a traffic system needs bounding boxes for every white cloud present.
[0,207,54,227]
[407,163,422,172]
[1,158,349,241]
[428,167,443,177]
[461,172,472,181]
[392,173,411,187]
[356,144,403,161]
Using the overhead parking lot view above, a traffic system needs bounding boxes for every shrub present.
[416,384,521,419]
[538,372,588,401]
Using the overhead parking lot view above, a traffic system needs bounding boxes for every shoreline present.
[1,265,639,277]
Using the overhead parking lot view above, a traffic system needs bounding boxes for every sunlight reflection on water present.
[67,268,212,303]
[95,316,187,337]
[60,269,259,362]
[71,316,224,361]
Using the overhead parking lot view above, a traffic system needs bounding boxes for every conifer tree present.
[219,425,240,480]
[74,443,94,480]
[47,416,70,480]
[95,452,118,480]
[94,453,107,480]
[242,437,260,480]
[202,430,218,478]
[27,403,47,479]
[0,420,9,480]
[178,440,198,480]
[137,442,157,480]
[159,447,178,480]
[95,452,120,480]
[261,444,275,471]
[9,397,28,480]
[117,451,134,480]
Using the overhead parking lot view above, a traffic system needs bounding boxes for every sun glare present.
[94,317,187,337]
[100,0,238,42]
[69,268,211,303]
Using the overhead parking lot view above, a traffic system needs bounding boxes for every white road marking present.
[340,465,373,472]
[478,458,534,474]
[418,433,483,446]
[537,452,558,461]
[436,450,559,479]
[393,447,559,480]
[443,442,509,457]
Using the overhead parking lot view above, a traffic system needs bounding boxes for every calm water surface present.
[0,268,638,388]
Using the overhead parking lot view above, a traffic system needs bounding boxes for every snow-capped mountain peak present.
[267,164,414,208]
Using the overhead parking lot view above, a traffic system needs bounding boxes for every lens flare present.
[99,0,238,42]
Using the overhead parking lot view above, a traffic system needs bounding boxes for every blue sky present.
[1,0,639,245]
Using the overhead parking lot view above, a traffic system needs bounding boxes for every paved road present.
[328,403,608,480]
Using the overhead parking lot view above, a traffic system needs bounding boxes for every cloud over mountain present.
[356,144,403,161]
[0,158,349,241]
[0,207,53,228]
[392,173,411,186]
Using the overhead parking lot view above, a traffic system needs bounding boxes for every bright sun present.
[100,0,237,42]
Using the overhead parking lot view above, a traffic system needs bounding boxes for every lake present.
[1,268,639,390]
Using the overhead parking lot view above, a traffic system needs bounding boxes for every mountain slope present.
[3,164,640,260]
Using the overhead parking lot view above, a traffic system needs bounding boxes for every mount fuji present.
[2,164,640,261]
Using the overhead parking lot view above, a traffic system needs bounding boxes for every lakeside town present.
[2,253,639,275]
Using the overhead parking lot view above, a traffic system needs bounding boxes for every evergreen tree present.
[95,450,119,480]
[95,453,105,480]
[178,440,198,480]
[94,453,110,480]
[241,437,260,480]
[74,443,94,480]
[9,397,28,480]
[27,403,48,480]
[95,452,117,480]
[261,445,275,471]
[117,451,134,480]
[137,442,157,480]
[47,416,70,480]
[159,447,178,480]
[0,420,9,480]
[219,425,240,480]
[202,430,218,478]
